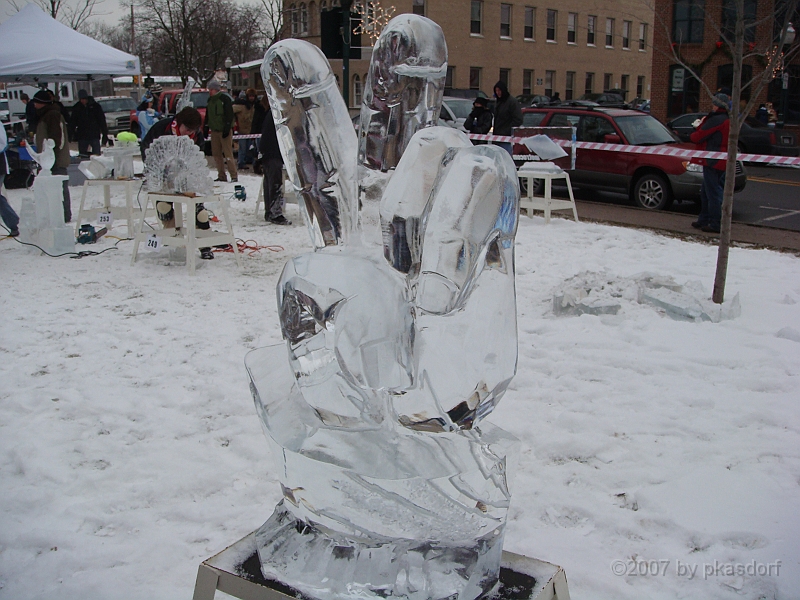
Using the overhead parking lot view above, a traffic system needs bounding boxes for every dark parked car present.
[579,92,626,106]
[666,112,799,157]
[516,94,552,107]
[442,88,488,99]
[513,105,747,210]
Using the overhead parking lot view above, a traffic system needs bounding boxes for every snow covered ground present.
[1,172,798,600]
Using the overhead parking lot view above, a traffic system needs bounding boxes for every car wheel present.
[519,177,544,196]
[632,173,673,210]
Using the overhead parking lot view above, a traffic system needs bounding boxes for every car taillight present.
[769,131,776,145]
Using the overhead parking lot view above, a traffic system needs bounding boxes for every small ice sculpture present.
[248,27,521,600]
[143,136,212,196]
[18,138,74,255]
[24,139,56,175]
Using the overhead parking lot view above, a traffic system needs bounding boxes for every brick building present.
[650,0,799,125]
[279,0,653,110]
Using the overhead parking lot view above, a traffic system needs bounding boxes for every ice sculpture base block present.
[246,345,520,600]
[255,502,505,600]
[192,531,571,600]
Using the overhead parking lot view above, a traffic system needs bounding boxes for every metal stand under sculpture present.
[223,16,566,600]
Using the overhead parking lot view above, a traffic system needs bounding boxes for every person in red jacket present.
[689,92,730,234]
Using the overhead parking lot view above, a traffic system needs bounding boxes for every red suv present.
[513,105,747,210]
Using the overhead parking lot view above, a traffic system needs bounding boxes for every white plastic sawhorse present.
[74,178,145,236]
[193,531,570,600]
[254,170,298,218]
[517,162,579,224]
[130,192,242,275]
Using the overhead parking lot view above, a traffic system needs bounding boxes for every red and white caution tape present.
[466,133,800,166]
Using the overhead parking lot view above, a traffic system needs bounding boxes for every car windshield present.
[0,100,8,110]
[443,99,474,119]
[190,91,210,108]
[98,98,137,112]
[615,114,678,145]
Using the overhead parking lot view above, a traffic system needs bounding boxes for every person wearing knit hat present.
[33,88,72,221]
[69,88,109,156]
[464,96,493,145]
[689,92,731,234]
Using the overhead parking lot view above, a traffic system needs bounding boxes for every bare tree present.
[8,0,107,30]
[256,0,284,47]
[132,0,267,85]
[652,0,799,303]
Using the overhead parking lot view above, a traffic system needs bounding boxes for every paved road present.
[544,164,800,253]
[731,165,800,231]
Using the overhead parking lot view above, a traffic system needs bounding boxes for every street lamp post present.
[225,57,233,88]
[778,23,796,128]
[144,65,154,90]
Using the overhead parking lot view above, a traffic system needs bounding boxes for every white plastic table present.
[517,162,579,224]
[74,178,145,236]
[130,192,242,275]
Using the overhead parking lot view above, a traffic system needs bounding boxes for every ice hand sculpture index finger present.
[248,16,521,600]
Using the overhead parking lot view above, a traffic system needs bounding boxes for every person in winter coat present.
[491,80,522,155]
[206,79,237,182]
[0,124,20,237]
[464,96,493,145]
[233,88,257,169]
[32,89,72,222]
[259,103,290,225]
[249,95,270,175]
[689,92,731,234]
[139,107,217,260]
[136,94,161,138]
[69,89,109,156]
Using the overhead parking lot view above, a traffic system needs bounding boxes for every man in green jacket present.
[207,80,238,182]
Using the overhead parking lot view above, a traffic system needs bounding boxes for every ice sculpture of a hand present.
[246,15,520,600]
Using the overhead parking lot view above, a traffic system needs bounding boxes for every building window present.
[639,23,647,50]
[523,69,533,94]
[585,72,594,94]
[603,73,612,91]
[300,3,308,34]
[353,74,362,106]
[673,0,705,44]
[524,7,535,39]
[636,75,645,97]
[500,4,512,37]
[568,13,577,43]
[605,18,614,47]
[499,68,510,87]
[290,3,298,35]
[545,70,555,97]
[721,0,757,43]
[587,15,596,45]
[547,10,557,41]
[412,0,425,16]
[445,66,455,88]
[471,0,483,35]
[620,75,629,98]
[469,67,481,90]
[565,71,575,100]
[622,20,631,48]
[718,63,753,100]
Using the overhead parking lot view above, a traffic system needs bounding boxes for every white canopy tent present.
[0,4,140,84]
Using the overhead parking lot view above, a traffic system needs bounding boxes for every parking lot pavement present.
[572,200,800,254]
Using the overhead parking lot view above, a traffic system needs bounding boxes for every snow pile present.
[1,177,799,600]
